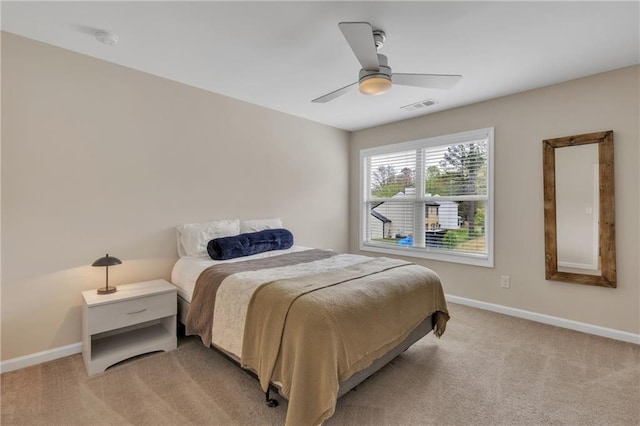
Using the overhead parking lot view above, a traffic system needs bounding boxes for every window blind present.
[361,128,494,267]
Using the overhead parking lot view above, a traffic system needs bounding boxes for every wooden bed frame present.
[176,295,435,401]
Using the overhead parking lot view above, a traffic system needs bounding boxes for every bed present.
[171,220,449,426]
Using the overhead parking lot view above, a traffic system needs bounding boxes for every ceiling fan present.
[312,22,462,103]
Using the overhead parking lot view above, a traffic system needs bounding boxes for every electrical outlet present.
[500,275,510,289]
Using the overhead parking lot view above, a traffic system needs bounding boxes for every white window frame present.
[359,127,494,268]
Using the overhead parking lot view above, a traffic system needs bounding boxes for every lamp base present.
[97,286,117,295]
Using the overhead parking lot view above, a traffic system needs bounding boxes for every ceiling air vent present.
[401,99,438,112]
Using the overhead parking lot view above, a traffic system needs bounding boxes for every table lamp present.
[91,253,122,294]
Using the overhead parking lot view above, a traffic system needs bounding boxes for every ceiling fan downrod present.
[373,30,386,50]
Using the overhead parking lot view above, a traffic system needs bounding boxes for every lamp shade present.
[92,253,121,294]
[359,75,392,96]
[91,254,122,267]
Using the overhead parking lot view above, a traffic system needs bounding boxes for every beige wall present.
[1,33,350,360]
[350,66,640,335]
[2,32,638,363]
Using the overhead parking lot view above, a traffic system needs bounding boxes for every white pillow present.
[176,219,240,257]
[240,217,283,233]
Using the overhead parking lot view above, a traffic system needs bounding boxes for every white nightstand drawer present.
[88,292,176,335]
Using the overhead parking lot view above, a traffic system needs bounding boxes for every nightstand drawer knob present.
[127,308,147,315]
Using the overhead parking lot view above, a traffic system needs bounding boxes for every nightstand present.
[82,279,177,376]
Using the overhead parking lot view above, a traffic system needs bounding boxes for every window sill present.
[360,242,494,268]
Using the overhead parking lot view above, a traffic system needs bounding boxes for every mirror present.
[543,131,616,287]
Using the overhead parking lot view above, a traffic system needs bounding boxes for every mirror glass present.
[543,131,616,287]
[555,144,600,275]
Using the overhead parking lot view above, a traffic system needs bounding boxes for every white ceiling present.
[2,1,639,131]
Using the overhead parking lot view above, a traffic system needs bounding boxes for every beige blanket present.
[241,257,449,426]
[185,249,335,346]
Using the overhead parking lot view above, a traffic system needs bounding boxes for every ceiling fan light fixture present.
[359,75,392,96]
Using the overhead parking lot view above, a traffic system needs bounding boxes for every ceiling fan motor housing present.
[359,67,391,82]
[359,54,392,79]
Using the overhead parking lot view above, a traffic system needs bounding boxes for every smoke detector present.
[95,32,118,46]
[401,99,438,112]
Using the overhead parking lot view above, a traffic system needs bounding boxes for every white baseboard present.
[446,294,640,345]
[1,342,82,374]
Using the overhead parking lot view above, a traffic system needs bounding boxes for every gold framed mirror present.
[543,130,616,287]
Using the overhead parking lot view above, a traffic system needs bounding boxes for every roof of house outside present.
[370,209,391,223]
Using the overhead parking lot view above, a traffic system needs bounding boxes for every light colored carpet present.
[2,303,639,425]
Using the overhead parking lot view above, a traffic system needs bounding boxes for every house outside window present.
[360,127,494,267]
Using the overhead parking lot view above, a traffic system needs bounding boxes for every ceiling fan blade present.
[338,22,380,71]
[311,82,358,103]
[392,73,463,90]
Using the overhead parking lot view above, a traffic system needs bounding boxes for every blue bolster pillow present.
[207,228,294,260]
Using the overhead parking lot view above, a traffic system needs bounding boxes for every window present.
[360,127,494,267]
